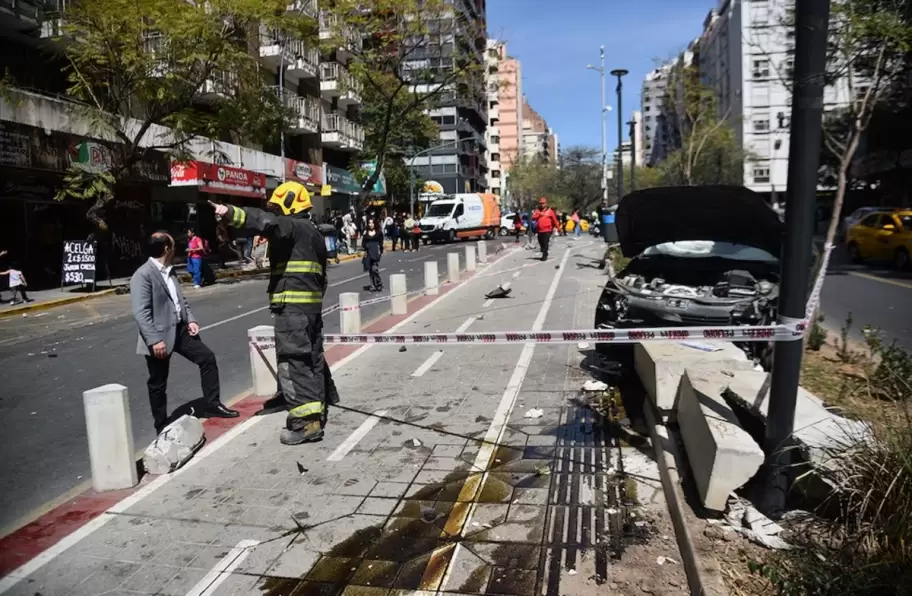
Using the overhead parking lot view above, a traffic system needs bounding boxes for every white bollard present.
[424,261,439,296]
[248,325,277,397]
[83,384,138,492]
[478,240,488,264]
[447,252,460,284]
[465,245,477,272]
[340,292,361,333]
[390,273,407,315]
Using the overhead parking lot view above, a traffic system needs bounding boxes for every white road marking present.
[411,351,445,377]
[184,539,260,596]
[454,316,477,333]
[482,299,494,308]
[326,411,388,461]
[0,243,524,594]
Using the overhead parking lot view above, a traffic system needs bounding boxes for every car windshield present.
[426,203,454,217]
[641,241,778,262]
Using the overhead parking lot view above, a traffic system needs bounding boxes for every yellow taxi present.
[846,209,912,270]
[565,218,590,233]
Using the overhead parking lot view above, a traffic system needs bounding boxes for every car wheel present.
[500,227,509,237]
[895,247,910,271]
[448,229,456,243]
[848,242,863,262]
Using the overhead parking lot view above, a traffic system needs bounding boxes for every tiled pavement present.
[1,239,673,596]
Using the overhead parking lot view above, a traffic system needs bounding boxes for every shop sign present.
[324,163,361,195]
[285,159,324,186]
[68,141,114,175]
[170,160,267,198]
[359,160,386,195]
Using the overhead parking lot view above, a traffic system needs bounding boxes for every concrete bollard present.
[340,292,361,333]
[465,245,477,272]
[447,252,460,284]
[390,273,407,315]
[248,325,277,397]
[424,261,439,296]
[478,240,488,264]
[83,384,138,492]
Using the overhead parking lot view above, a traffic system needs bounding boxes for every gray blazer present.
[131,260,197,356]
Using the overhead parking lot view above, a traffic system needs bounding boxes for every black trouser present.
[145,323,220,432]
[515,229,522,242]
[274,311,327,431]
[391,235,399,251]
[10,285,30,301]
[411,234,420,251]
[368,258,382,290]
[538,231,552,260]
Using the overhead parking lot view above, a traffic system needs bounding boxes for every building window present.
[752,83,770,105]
[753,117,770,132]
[491,153,500,161]
[491,135,500,144]
[441,115,456,125]
[444,163,457,173]
[752,59,770,79]
[645,116,652,122]
[752,3,769,23]
[492,170,501,178]
[645,105,651,112]
[492,187,501,195]
[752,167,770,183]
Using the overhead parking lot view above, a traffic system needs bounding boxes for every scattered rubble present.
[582,380,608,391]
[524,408,544,419]
[143,415,205,475]
[717,496,792,550]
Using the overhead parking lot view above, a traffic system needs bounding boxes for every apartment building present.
[0,1,369,285]
[630,110,645,166]
[697,0,851,195]
[520,99,558,165]
[484,39,504,195]
[640,64,671,165]
[407,0,488,196]
[490,41,523,175]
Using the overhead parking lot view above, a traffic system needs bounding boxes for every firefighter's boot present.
[256,391,288,416]
[280,419,324,445]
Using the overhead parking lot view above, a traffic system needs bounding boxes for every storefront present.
[0,120,169,287]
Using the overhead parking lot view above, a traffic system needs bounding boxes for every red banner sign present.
[285,159,323,186]
[170,160,266,199]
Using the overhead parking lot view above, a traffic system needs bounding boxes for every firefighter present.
[210,182,338,444]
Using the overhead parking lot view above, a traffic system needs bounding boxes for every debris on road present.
[406,438,423,448]
[577,342,590,350]
[398,346,407,352]
[143,415,205,475]
[656,556,678,566]
[524,408,544,419]
[485,282,512,299]
[720,496,793,550]
[583,380,609,391]
[296,462,308,475]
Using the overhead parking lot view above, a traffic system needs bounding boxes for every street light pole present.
[408,138,459,218]
[587,48,611,242]
[761,0,830,516]
[611,69,628,203]
[628,119,636,192]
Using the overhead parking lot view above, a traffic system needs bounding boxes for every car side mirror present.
[883,224,896,231]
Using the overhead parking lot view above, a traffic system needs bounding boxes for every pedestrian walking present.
[531,197,560,261]
[410,217,421,251]
[559,212,568,236]
[131,232,238,434]
[342,220,357,254]
[571,209,582,239]
[0,249,8,302]
[362,219,384,292]
[213,182,339,445]
[403,214,415,252]
[385,214,400,252]
[185,228,206,288]
[513,214,523,243]
[1,261,34,304]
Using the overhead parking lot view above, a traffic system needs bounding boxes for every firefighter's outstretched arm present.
[210,201,286,237]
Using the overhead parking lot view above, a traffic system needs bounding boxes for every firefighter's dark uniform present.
[221,182,336,444]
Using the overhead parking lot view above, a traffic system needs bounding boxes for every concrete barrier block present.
[340,292,360,333]
[465,245,476,272]
[143,415,205,475]
[424,261,439,295]
[390,273,407,315]
[248,325,276,397]
[677,369,764,511]
[478,240,488,264]
[447,253,460,284]
[82,384,138,492]
[634,341,755,412]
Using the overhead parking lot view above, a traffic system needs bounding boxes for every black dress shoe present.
[208,403,240,418]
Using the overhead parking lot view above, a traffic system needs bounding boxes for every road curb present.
[643,399,729,596]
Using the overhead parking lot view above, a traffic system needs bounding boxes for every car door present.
[851,213,880,256]
[870,214,897,260]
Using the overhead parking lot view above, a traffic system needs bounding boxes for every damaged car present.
[594,186,785,368]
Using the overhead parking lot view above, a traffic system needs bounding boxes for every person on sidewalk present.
[1,261,34,304]
[532,197,560,261]
[410,217,421,251]
[402,214,415,253]
[185,228,206,288]
[212,182,337,445]
[362,218,384,292]
[513,214,524,243]
[131,232,238,434]
[0,249,9,302]
[571,209,582,239]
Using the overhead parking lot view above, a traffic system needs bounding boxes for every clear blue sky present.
[486,0,716,154]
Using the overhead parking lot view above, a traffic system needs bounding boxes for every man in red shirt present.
[531,197,560,261]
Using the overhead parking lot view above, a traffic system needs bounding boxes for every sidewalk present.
[0,240,687,596]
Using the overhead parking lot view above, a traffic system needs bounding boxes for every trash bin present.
[599,207,618,243]
[318,223,340,263]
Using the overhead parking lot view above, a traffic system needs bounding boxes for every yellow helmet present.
[268,181,312,215]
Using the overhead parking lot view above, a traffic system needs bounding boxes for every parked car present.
[839,206,892,240]
[500,212,526,235]
[846,209,912,270]
[594,186,785,368]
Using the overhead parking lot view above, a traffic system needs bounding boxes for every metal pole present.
[615,76,623,202]
[409,160,416,218]
[599,47,608,209]
[628,119,637,192]
[278,32,286,182]
[761,0,830,516]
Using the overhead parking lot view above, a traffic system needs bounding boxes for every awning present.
[170,160,266,199]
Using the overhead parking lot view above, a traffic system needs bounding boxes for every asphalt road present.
[818,248,912,350]
[0,241,477,536]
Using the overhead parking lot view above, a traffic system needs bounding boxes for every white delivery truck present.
[418,193,501,244]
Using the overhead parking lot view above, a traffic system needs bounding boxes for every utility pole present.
[587,48,610,242]
[278,30,286,182]
[628,118,636,192]
[611,69,628,202]
[761,0,830,516]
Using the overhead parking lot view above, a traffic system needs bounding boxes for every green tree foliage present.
[655,65,748,186]
[46,0,313,231]
[323,0,482,205]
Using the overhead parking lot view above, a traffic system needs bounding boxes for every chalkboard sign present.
[62,241,97,286]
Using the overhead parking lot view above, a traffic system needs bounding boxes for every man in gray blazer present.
[131,232,239,433]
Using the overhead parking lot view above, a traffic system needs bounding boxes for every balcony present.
[287,0,317,18]
[268,87,320,134]
[37,0,66,37]
[321,112,363,152]
[259,28,319,80]
[197,70,236,103]
[319,62,362,106]
[1,0,45,31]
[319,10,361,61]
[488,105,499,119]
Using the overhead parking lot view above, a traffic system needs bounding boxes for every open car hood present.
[615,186,784,258]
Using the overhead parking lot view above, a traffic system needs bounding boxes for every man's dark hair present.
[148,232,173,258]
